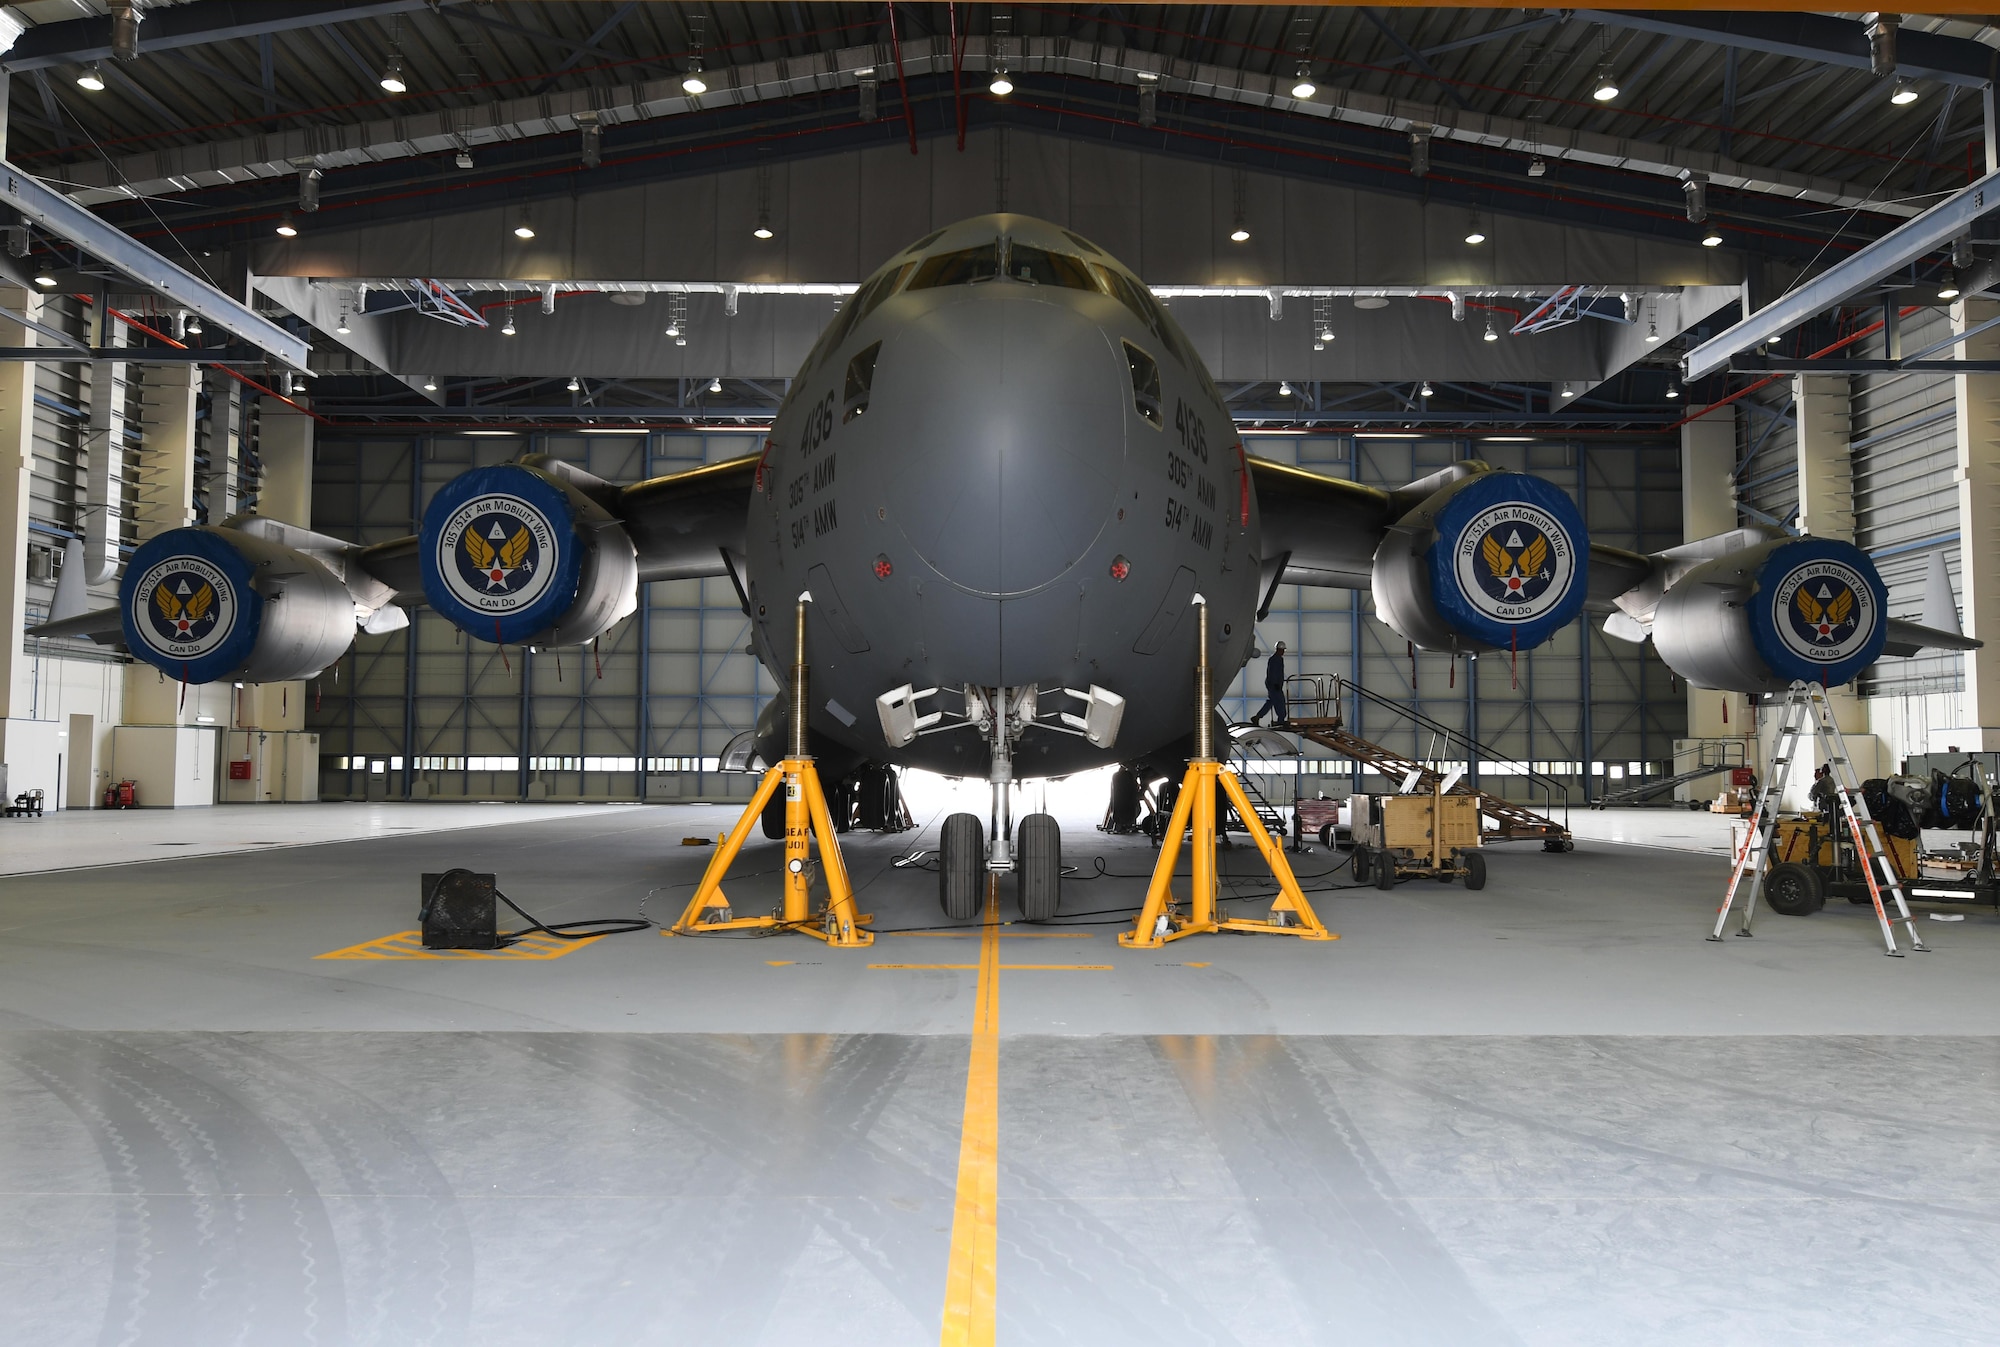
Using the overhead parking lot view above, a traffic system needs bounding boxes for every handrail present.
[1288,674,1571,830]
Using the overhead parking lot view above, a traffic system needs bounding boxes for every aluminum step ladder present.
[1710,680,1926,956]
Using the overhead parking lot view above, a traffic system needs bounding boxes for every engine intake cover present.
[420,464,637,647]
[1372,470,1589,654]
[1652,537,1888,692]
[120,526,354,683]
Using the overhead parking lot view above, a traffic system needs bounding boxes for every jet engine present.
[118,526,357,682]
[1651,536,1888,693]
[1370,470,1590,654]
[418,463,638,645]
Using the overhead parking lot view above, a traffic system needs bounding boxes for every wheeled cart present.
[1347,787,1486,890]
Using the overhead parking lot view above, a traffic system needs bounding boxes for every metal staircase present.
[1278,676,1573,848]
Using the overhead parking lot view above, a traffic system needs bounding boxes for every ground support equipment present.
[1710,679,1923,956]
[1122,598,1333,949]
[672,597,872,948]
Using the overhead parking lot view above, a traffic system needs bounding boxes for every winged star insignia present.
[1481,527,1550,601]
[1794,580,1855,643]
[153,579,214,638]
[464,524,534,590]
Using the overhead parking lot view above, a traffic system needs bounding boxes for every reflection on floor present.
[1,805,1997,1345]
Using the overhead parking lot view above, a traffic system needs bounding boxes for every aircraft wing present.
[1583,544,1656,611]
[613,452,759,582]
[1882,618,1982,658]
[354,536,424,604]
[1247,456,1398,591]
[26,607,125,643]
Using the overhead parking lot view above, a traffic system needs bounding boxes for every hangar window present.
[844,341,882,422]
[1122,340,1162,428]
[1009,245,1096,291]
[907,241,1000,289]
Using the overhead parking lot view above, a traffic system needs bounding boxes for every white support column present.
[1952,297,2000,747]
[257,395,312,527]
[1793,373,1855,541]
[0,285,38,722]
[1681,406,1750,742]
[82,317,129,584]
[135,363,197,543]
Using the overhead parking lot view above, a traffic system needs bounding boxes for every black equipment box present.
[420,872,498,949]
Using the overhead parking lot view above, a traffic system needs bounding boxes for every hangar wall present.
[306,430,1684,806]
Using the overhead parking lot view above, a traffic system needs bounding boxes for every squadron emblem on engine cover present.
[129,556,236,661]
[436,494,558,616]
[1773,560,1875,666]
[1452,505,1575,626]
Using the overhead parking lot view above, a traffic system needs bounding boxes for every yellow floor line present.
[939,880,1000,1347]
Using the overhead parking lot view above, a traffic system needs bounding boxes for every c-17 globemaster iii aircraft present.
[36,213,1978,919]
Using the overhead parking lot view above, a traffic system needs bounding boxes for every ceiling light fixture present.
[379,54,407,94]
[1701,229,1724,248]
[1229,225,1250,243]
[1891,80,1919,106]
[1646,321,1660,342]
[274,213,298,238]
[1483,319,1499,342]
[683,69,707,94]
[1592,65,1620,102]
[989,69,1014,96]
[1291,63,1316,100]
[1939,283,1962,300]
[1229,167,1251,243]
[1561,386,1577,397]
[753,213,774,241]
[665,322,681,338]
[76,62,105,92]
[1465,224,1486,245]
[1278,381,1293,397]
[1665,381,1681,400]
[1419,381,1434,398]
[186,317,203,335]
[708,376,723,393]
[422,377,438,391]
[334,310,350,334]
[1318,327,1335,343]
[32,271,57,288]
[513,213,536,241]
[501,315,517,337]
[567,376,581,392]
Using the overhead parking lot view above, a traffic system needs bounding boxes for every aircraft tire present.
[940,813,985,921]
[1016,813,1061,921]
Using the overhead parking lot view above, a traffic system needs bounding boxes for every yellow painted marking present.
[870,963,1110,972]
[939,882,1000,1347]
[766,960,795,967]
[887,930,1094,939]
[315,930,597,961]
[1184,962,1213,968]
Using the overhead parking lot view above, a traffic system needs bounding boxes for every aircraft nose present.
[878,290,1127,597]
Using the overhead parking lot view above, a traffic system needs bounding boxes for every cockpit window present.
[1062,230,1104,255]
[1093,264,1186,365]
[1008,245,1097,291]
[1123,340,1162,429]
[907,242,1001,290]
[843,341,881,423]
[904,229,946,254]
[805,261,913,373]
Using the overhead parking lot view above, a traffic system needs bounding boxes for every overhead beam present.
[1,1,434,74]
[53,34,1917,220]
[0,162,309,368]
[1684,167,2000,381]
[1574,10,1997,90]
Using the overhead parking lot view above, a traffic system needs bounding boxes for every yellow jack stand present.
[669,596,873,947]
[1121,599,1334,949]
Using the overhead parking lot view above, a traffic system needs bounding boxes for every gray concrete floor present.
[2,804,1998,1345]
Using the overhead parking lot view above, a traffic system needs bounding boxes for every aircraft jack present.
[1122,597,1333,949]
[672,597,873,948]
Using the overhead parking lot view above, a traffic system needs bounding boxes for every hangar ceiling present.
[2,2,1993,430]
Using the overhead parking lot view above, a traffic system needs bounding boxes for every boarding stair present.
[1277,675,1572,849]
[1592,738,1747,808]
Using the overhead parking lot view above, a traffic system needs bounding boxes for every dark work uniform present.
[1252,651,1287,725]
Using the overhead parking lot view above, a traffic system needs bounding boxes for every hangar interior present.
[3,4,2000,1345]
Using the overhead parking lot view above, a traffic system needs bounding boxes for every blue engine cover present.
[1425,472,1589,649]
[1747,537,1888,687]
[419,465,583,644]
[120,528,265,682]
